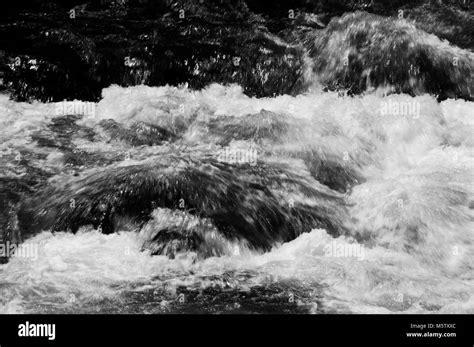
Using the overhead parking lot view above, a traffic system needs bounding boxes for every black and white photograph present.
[0,0,472,344]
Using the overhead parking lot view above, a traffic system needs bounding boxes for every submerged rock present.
[18,148,349,252]
[139,208,243,259]
[303,11,473,100]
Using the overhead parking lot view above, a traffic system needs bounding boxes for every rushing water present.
[0,82,472,314]
[0,8,473,314]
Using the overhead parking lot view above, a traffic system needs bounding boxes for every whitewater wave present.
[0,83,473,313]
[0,226,472,314]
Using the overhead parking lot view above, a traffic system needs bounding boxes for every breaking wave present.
[0,81,472,313]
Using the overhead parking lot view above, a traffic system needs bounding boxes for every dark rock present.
[100,119,177,146]
[304,11,473,100]
[18,149,349,251]
[1,1,472,101]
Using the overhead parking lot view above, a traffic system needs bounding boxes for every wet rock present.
[1,1,472,101]
[139,208,234,259]
[208,109,290,146]
[0,0,306,101]
[0,178,35,263]
[100,119,177,146]
[304,11,473,100]
[18,150,348,251]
